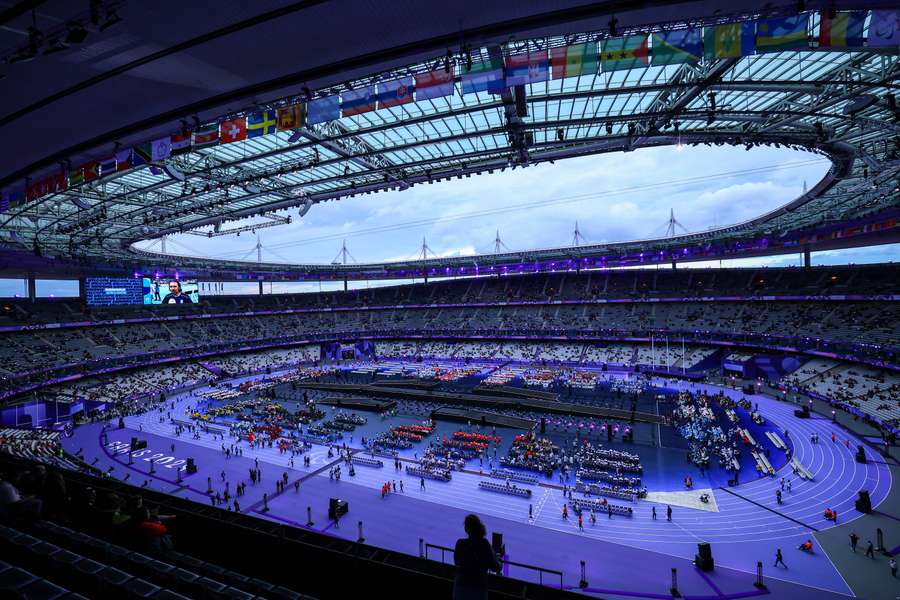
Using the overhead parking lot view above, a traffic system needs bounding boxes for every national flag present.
[170,131,192,155]
[53,172,67,193]
[703,22,756,59]
[461,56,505,95]
[550,42,598,79]
[133,143,152,164]
[414,69,454,100]
[341,86,377,117]
[651,28,703,65]
[149,137,171,161]
[220,118,247,144]
[99,155,117,175]
[193,123,220,149]
[5,191,24,210]
[600,35,650,71]
[818,11,866,48]
[68,166,85,187]
[83,161,100,182]
[756,15,809,53]
[276,103,305,130]
[867,10,900,48]
[247,110,277,138]
[505,50,549,87]
[307,95,340,125]
[25,181,41,201]
[115,148,133,171]
[377,77,414,109]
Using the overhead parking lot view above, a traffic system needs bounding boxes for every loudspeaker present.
[540,417,546,435]
[743,385,755,395]
[130,437,147,451]
[855,446,867,464]
[492,532,504,556]
[695,542,714,571]
[186,458,197,474]
[855,490,872,514]
[329,497,349,519]
[514,85,527,117]
[481,415,487,427]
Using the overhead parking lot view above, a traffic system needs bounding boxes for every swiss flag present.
[220,118,247,144]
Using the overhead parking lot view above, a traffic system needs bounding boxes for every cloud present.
[163,145,839,265]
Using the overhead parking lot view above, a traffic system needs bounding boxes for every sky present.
[4,144,898,298]
[145,143,897,266]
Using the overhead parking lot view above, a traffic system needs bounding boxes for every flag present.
[756,15,809,53]
[505,50,549,87]
[276,103,305,130]
[341,86,377,117]
[83,161,100,182]
[150,137,172,161]
[99,155,117,175]
[247,110,277,138]
[133,143,152,164]
[170,131,191,155]
[600,35,650,71]
[377,77,414,109]
[818,11,866,48]
[68,166,85,187]
[53,172,67,193]
[550,42,598,79]
[1,191,24,212]
[651,28,703,65]
[461,56,504,95]
[414,69,454,100]
[307,95,340,124]
[703,22,756,59]
[220,118,247,144]
[115,148,133,171]
[867,10,900,47]
[193,123,219,149]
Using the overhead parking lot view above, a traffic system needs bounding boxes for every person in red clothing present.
[562,504,568,519]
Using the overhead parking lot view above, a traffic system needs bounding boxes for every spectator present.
[0,476,42,522]
[453,514,501,600]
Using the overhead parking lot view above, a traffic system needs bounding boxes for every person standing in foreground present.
[453,514,501,600]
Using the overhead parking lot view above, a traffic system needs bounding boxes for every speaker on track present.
[329,497,349,519]
[855,490,872,513]
[540,417,546,435]
[855,445,867,464]
[695,542,714,571]
[794,405,810,418]
[186,457,197,474]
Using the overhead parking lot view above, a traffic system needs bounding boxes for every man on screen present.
[161,280,193,304]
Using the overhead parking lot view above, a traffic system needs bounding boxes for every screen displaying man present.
[161,280,193,304]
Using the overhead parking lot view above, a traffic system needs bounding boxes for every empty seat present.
[122,577,161,598]
[18,577,69,600]
[0,566,37,590]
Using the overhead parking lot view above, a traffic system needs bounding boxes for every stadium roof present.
[0,1,898,281]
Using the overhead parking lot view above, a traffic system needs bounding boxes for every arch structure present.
[0,3,898,280]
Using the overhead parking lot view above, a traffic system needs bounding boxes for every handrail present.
[424,542,564,589]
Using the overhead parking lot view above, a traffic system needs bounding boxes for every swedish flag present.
[248,110,277,138]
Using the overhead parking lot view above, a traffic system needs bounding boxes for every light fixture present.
[64,22,89,44]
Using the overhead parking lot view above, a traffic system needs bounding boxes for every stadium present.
[0,2,898,599]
